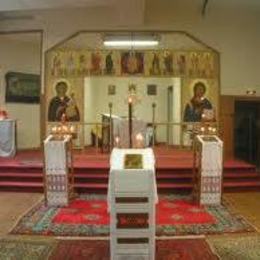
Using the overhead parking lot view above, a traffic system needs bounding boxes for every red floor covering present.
[0,146,254,169]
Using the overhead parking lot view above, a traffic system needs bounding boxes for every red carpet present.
[53,199,109,225]
[49,239,218,260]
[157,198,215,225]
[10,194,254,237]
[0,147,255,169]
[53,198,215,226]
[1,147,259,193]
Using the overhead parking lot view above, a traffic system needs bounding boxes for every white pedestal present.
[108,148,157,260]
[193,135,223,205]
[43,135,73,207]
[0,119,16,157]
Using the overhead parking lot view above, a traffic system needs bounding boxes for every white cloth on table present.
[108,148,157,212]
[0,119,16,157]
[44,135,72,206]
[196,135,223,205]
[44,135,71,175]
[197,135,223,176]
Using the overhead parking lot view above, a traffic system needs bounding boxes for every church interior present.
[0,0,260,259]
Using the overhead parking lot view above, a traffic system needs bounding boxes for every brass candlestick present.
[128,97,133,148]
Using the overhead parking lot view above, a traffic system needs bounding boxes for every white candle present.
[135,133,144,148]
[115,136,120,147]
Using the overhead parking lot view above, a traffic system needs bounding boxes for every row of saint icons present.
[50,51,216,78]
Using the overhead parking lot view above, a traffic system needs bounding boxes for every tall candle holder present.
[152,102,156,147]
[109,102,113,151]
[128,96,133,148]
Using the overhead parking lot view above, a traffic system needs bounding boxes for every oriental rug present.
[207,234,260,260]
[0,237,56,260]
[10,194,255,237]
[49,239,217,260]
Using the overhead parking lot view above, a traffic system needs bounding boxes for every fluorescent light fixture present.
[104,40,159,47]
[103,35,159,47]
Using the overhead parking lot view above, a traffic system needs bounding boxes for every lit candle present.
[128,96,133,104]
[135,133,144,148]
[70,126,75,133]
[200,127,205,132]
[62,125,68,132]
[115,136,120,147]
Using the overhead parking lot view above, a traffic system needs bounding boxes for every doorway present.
[234,101,260,166]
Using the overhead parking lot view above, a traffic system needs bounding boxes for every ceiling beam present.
[202,0,209,16]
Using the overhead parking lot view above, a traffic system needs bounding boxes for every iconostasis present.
[44,32,219,147]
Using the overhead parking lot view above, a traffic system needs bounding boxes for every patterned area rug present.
[0,237,56,260]
[10,194,255,237]
[49,239,218,260]
[207,234,260,260]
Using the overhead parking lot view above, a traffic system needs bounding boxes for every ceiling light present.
[104,40,159,47]
[103,35,159,47]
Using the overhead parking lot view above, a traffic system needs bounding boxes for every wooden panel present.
[220,96,234,159]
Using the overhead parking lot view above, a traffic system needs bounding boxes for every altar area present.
[0,145,257,193]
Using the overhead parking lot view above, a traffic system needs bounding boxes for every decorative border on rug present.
[8,195,44,234]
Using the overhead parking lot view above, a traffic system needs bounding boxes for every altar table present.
[0,119,16,157]
[193,135,223,205]
[44,135,74,207]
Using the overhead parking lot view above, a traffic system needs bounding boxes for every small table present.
[193,135,223,205]
[0,119,16,157]
[43,135,74,207]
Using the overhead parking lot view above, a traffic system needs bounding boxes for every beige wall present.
[0,1,259,96]
[0,1,259,150]
[0,35,41,149]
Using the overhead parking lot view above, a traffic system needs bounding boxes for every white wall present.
[84,76,181,144]
[0,35,41,149]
